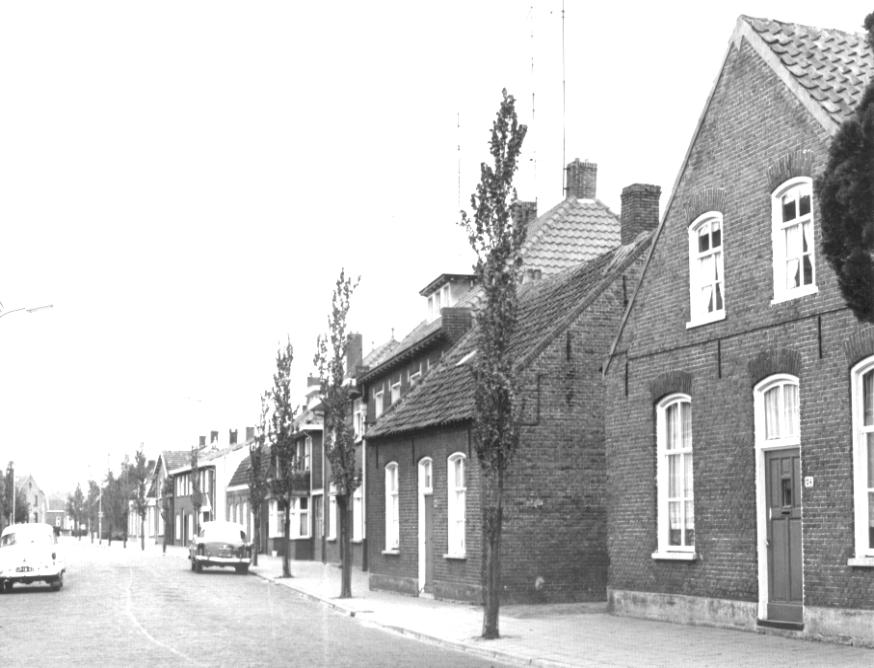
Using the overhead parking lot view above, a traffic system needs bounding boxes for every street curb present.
[248,568,577,668]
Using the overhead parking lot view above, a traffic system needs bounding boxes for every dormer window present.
[390,375,401,404]
[687,212,725,327]
[772,178,816,303]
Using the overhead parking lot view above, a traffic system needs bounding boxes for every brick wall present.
[606,36,874,614]
[366,248,647,603]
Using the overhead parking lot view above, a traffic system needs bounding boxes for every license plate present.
[16,566,33,573]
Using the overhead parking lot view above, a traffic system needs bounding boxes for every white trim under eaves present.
[226,484,249,493]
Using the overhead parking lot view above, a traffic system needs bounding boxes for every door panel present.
[765,449,802,623]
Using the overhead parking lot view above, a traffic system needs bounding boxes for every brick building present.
[603,16,874,645]
[365,179,658,603]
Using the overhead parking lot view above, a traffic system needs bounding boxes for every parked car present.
[0,523,65,592]
[188,520,251,574]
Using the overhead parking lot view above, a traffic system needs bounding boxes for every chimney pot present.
[198,435,206,447]
[245,426,255,442]
[566,159,597,199]
[229,429,238,445]
[621,184,661,244]
[210,430,219,444]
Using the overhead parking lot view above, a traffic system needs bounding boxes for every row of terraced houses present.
[129,15,874,647]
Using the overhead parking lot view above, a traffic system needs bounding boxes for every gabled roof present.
[228,446,272,488]
[358,317,446,384]
[367,232,653,439]
[160,450,190,472]
[520,196,620,275]
[604,15,874,375]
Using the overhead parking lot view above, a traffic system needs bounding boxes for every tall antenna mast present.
[529,1,536,202]
[456,111,461,211]
[561,0,567,177]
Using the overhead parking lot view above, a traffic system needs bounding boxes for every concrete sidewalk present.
[244,552,874,668]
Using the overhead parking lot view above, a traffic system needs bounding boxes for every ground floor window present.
[655,394,695,555]
[853,359,874,558]
[352,485,363,542]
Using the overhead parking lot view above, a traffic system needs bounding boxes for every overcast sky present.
[0,1,870,496]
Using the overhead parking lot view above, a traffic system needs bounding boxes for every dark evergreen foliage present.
[816,13,874,322]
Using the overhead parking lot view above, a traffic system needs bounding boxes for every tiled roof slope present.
[228,446,272,488]
[162,450,190,471]
[359,317,445,382]
[520,197,620,275]
[367,232,652,438]
[363,338,399,368]
[745,16,874,126]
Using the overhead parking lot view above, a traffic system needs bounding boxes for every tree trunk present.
[252,507,259,566]
[282,501,292,578]
[338,496,352,598]
[140,515,145,551]
[481,471,504,640]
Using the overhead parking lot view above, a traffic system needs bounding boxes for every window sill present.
[847,556,874,568]
[651,550,697,561]
[381,549,400,556]
[686,311,725,329]
[443,553,467,561]
[770,285,818,306]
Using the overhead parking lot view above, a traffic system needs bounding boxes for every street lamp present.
[0,303,53,320]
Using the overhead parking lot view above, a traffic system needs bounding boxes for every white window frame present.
[687,212,725,327]
[352,485,363,542]
[390,375,402,404]
[384,462,399,552]
[408,362,422,387]
[771,177,817,304]
[303,436,312,471]
[446,453,466,558]
[353,398,365,440]
[290,497,310,539]
[327,485,337,540]
[374,388,384,419]
[653,394,696,560]
[851,359,874,566]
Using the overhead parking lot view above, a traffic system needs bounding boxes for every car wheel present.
[3,581,12,593]
[235,565,248,575]
[194,561,202,573]
[190,557,195,572]
[51,573,63,591]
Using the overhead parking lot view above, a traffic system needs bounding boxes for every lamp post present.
[7,461,13,526]
[0,303,53,320]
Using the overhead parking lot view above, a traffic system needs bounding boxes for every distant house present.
[603,15,874,646]
[46,497,69,533]
[168,429,248,545]
[365,173,659,602]
[151,449,189,545]
[16,474,47,524]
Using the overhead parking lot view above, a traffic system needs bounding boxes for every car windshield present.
[200,524,246,543]
[1,529,54,547]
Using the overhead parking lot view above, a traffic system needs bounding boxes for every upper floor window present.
[447,453,466,558]
[851,359,874,561]
[303,436,312,471]
[390,375,402,404]
[385,463,399,551]
[654,394,695,558]
[408,362,422,387]
[374,388,384,419]
[353,398,365,440]
[772,178,816,303]
[687,212,725,327]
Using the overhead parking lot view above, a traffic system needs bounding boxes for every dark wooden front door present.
[423,493,434,593]
[766,449,802,623]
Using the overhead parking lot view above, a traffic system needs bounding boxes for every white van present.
[0,522,65,592]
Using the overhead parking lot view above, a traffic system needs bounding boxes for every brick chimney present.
[565,159,597,200]
[245,426,255,442]
[441,307,472,343]
[229,429,238,445]
[621,183,661,244]
[511,201,538,226]
[346,333,363,373]
[198,435,206,447]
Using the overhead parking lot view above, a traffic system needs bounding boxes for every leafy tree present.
[86,480,100,542]
[13,488,29,524]
[816,13,874,322]
[314,269,359,598]
[0,465,8,529]
[459,89,527,639]
[190,446,202,538]
[267,338,296,578]
[160,476,173,553]
[248,392,271,567]
[66,484,85,539]
[129,449,151,550]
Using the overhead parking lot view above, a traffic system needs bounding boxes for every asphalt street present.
[0,537,503,668]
